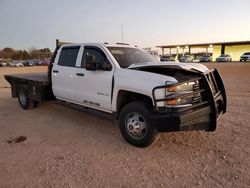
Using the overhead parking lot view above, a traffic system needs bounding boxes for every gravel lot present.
[0,64,249,188]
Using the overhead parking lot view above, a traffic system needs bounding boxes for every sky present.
[0,0,250,50]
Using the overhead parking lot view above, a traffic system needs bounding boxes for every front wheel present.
[119,102,159,147]
[18,86,38,109]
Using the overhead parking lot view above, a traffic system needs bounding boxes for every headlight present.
[165,81,197,107]
[166,81,196,92]
[165,97,193,106]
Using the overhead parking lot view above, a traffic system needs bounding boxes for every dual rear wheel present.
[18,86,38,109]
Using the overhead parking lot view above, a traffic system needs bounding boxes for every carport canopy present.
[157,40,250,55]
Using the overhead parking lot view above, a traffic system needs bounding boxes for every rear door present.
[52,45,81,102]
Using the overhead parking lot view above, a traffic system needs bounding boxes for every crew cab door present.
[74,46,114,112]
[52,46,81,102]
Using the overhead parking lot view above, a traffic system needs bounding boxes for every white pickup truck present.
[5,40,227,147]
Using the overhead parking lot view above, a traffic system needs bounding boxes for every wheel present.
[119,102,159,147]
[18,86,37,109]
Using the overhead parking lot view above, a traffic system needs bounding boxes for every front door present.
[74,46,114,112]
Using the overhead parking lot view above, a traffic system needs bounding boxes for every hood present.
[128,61,209,73]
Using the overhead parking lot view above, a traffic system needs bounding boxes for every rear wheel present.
[18,86,37,109]
[119,102,159,147]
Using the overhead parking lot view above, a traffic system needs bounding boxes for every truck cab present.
[52,44,114,112]
[51,43,163,113]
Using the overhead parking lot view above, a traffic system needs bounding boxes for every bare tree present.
[29,47,39,59]
[1,48,16,59]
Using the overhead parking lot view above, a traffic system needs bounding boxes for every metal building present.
[157,40,250,61]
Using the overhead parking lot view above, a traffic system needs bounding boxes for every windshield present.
[107,47,158,68]
[243,52,250,55]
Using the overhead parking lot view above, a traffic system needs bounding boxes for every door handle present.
[53,70,59,73]
[76,73,84,77]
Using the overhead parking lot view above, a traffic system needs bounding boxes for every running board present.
[55,100,116,120]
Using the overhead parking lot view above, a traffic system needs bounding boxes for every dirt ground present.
[0,64,249,188]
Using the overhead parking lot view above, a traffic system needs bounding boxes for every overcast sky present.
[0,0,250,50]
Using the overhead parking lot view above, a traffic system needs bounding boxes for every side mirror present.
[96,61,112,71]
[85,55,96,71]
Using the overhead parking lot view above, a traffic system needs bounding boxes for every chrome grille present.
[192,82,202,104]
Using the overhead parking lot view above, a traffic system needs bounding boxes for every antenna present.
[121,24,124,43]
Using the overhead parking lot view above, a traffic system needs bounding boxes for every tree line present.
[0,47,52,60]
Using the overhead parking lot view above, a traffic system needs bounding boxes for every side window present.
[81,48,107,68]
[58,46,80,67]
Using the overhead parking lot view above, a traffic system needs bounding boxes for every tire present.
[18,86,37,110]
[119,102,159,147]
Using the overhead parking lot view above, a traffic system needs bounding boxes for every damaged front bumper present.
[151,69,227,132]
